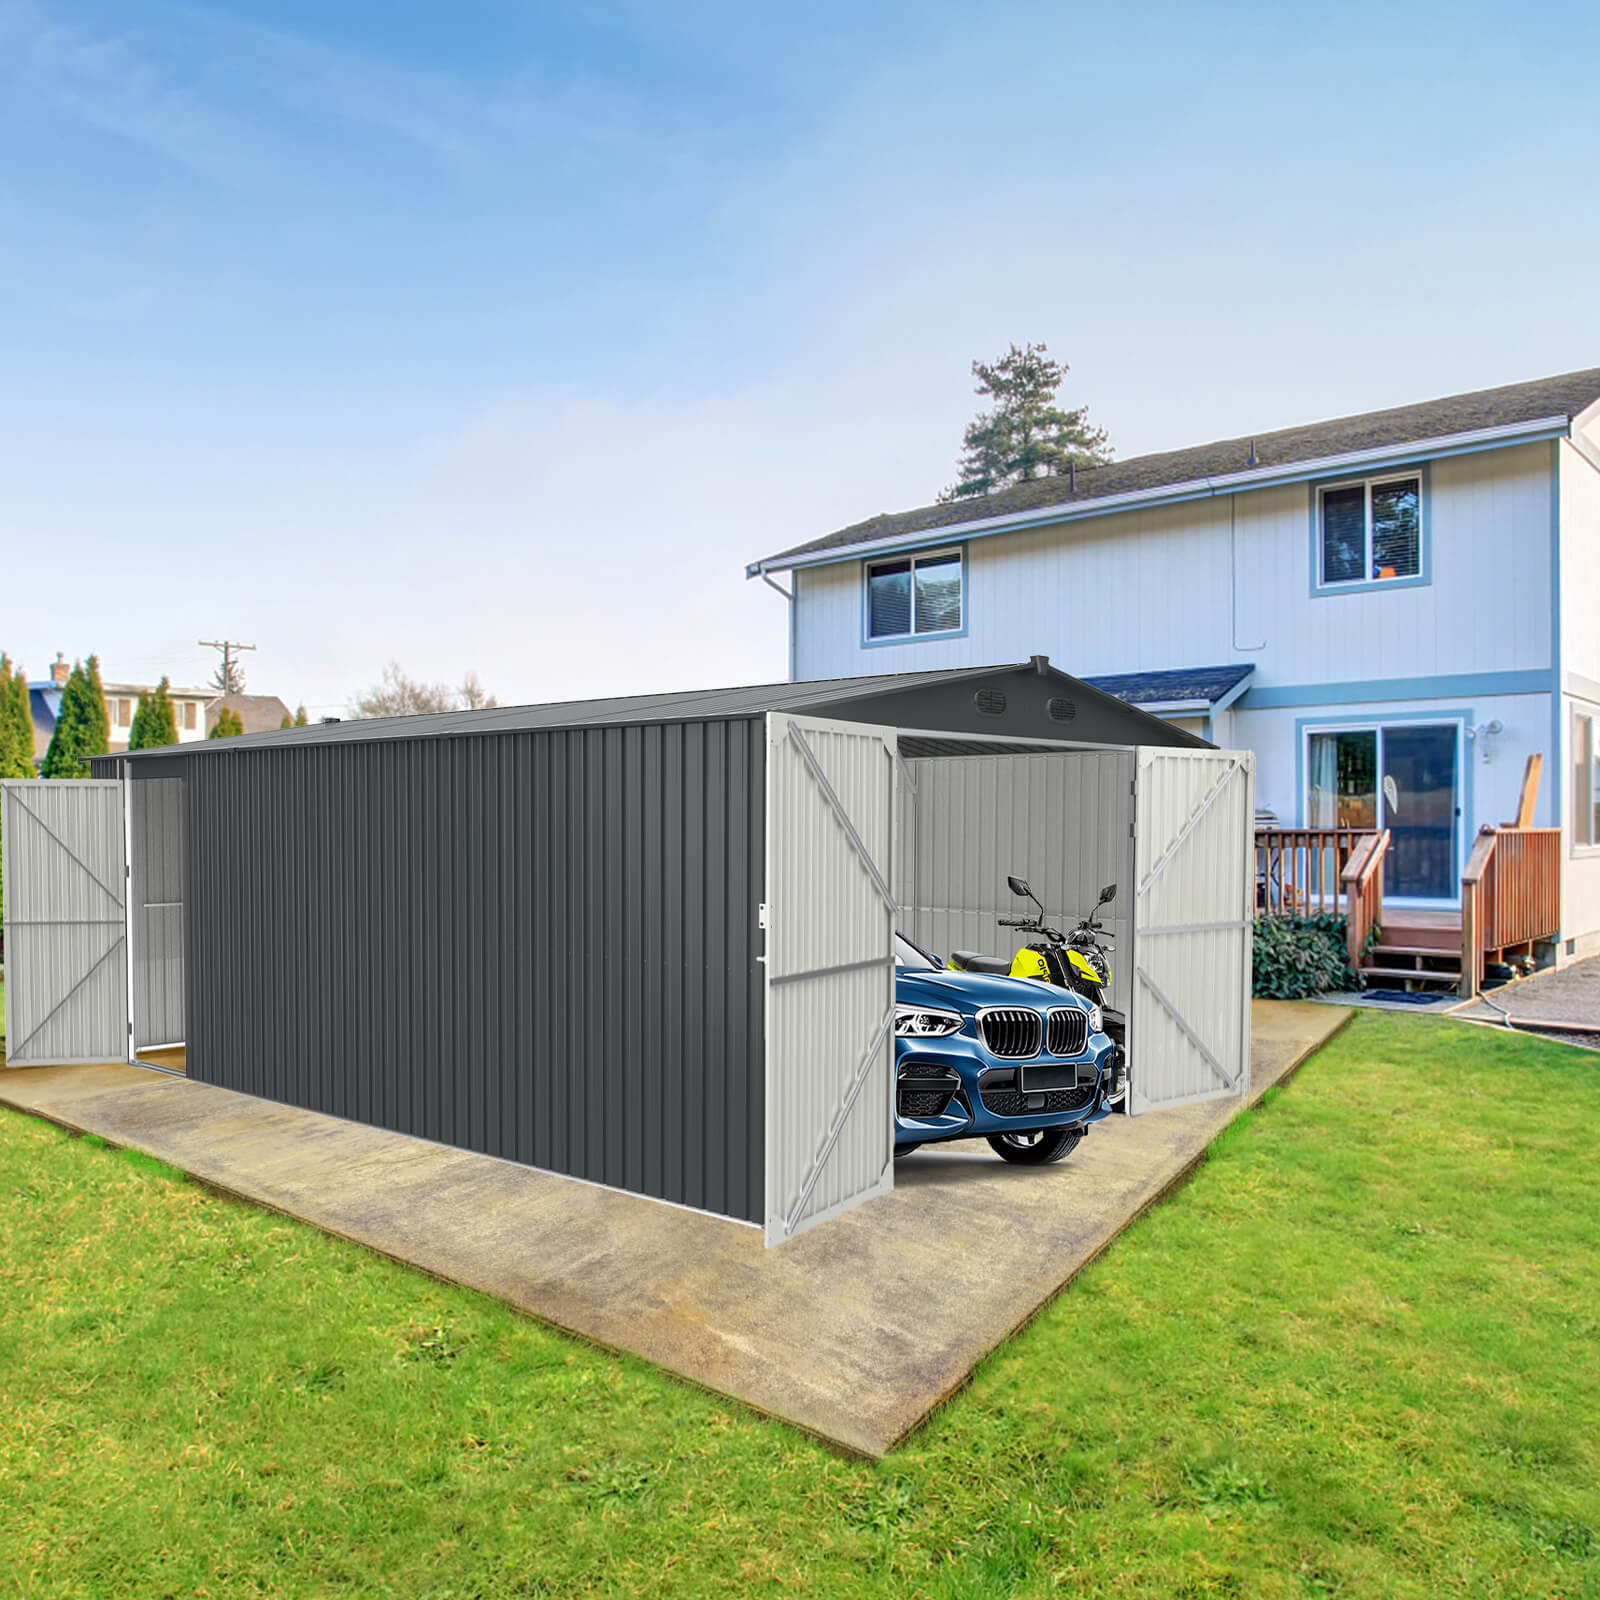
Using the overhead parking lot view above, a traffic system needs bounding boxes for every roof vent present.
[974,689,1008,717]
[1246,438,1259,468]
[1047,696,1076,723]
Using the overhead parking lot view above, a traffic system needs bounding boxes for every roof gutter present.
[746,414,1574,578]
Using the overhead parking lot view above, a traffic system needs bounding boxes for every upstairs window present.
[866,549,963,639]
[1317,473,1422,588]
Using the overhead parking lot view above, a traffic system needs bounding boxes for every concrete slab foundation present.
[0,1000,1349,1457]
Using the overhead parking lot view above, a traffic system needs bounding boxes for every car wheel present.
[986,1127,1082,1165]
[893,1143,922,1159]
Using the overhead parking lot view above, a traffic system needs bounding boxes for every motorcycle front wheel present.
[986,1127,1082,1165]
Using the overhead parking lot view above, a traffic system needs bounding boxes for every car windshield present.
[894,932,938,970]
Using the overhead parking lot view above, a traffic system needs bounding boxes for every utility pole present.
[199,638,256,697]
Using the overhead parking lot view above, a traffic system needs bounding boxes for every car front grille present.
[980,1082,1099,1118]
[977,1007,1043,1058]
[1046,1007,1088,1056]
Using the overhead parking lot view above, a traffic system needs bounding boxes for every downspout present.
[753,564,797,683]
[1230,493,1266,654]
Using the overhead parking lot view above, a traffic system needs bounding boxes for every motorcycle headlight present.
[1088,1003,1104,1035]
[895,1005,963,1038]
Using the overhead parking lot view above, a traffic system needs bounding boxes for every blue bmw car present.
[893,932,1123,1164]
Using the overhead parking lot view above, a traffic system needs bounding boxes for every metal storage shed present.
[2,659,1253,1244]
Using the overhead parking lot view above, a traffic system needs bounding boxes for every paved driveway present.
[0,1001,1348,1457]
[1454,955,1600,1050]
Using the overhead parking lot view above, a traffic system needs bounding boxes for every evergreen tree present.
[83,655,111,756]
[940,342,1111,502]
[294,704,309,727]
[128,677,180,750]
[0,656,36,778]
[40,660,109,778]
[209,705,245,739]
[281,712,293,729]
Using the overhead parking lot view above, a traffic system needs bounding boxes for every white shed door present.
[763,713,897,1245]
[1,779,129,1066]
[1128,749,1254,1115]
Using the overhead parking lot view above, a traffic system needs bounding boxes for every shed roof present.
[752,366,1600,570]
[108,659,1210,765]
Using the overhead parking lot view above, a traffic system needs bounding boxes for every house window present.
[1575,711,1600,848]
[1317,473,1422,587]
[115,698,131,727]
[182,701,196,731]
[865,549,963,639]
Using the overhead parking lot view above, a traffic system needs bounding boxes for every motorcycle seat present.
[951,950,1013,976]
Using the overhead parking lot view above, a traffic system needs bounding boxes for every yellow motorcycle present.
[948,876,1127,1105]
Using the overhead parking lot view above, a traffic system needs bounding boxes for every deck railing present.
[1459,826,1562,998]
[1340,829,1390,971]
[1255,827,1377,916]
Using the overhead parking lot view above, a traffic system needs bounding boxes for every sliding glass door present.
[1307,722,1461,900]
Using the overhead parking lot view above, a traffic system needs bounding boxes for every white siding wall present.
[1558,431,1600,954]
[794,441,1555,693]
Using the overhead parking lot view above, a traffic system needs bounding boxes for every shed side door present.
[1,779,129,1066]
[764,713,897,1245]
[1128,748,1254,1114]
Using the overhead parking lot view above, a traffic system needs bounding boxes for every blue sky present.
[3,0,1596,713]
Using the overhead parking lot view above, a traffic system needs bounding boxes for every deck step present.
[1370,943,1464,959]
[1360,965,1461,984]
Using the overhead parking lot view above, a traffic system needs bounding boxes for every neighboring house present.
[747,367,1600,963]
[209,693,292,736]
[28,654,214,759]
[103,678,213,752]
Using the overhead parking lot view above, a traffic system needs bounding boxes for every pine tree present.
[294,704,309,727]
[281,712,293,729]
[940,342,1111,502]
[128,677,180,750]
[209,705,245,739]
[40,660,110,778]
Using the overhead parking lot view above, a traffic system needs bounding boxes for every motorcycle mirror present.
[1007,875,1032,900]
[1097,883,1117,905]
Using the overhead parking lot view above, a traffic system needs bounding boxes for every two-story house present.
[747,367,1600,966]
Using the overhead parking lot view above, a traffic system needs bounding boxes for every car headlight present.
[895,1005,963,1038]
[1088,1003,1104,1034]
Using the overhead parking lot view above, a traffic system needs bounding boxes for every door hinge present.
[757,902,769,929]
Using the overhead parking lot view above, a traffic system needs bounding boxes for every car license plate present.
[1021,1063,1094,1092]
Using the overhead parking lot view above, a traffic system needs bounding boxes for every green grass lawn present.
[2,1013,1598,1599]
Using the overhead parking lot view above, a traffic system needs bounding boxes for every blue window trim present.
[1307,461,1432,598]
[860,543,968,648]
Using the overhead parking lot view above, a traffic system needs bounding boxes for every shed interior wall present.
[896,746,1136,1016]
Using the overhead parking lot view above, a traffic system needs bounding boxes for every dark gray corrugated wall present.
[179,717,766,1222]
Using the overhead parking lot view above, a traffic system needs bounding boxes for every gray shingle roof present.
[1087,664,1255,709]
[757,366,1600,568]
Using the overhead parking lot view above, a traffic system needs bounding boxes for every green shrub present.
[1252,912,1368,998]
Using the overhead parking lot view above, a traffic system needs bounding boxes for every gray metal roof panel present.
[112,662,1025,760]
